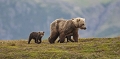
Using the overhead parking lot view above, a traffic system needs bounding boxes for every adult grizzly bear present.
[48,17,86,43]
[28,31,44,44]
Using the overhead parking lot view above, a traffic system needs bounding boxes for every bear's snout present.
[40,35,44,37]
[80,27,86,30]
[84,27,86,30]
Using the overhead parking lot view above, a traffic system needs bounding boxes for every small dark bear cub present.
[28,31,44,44]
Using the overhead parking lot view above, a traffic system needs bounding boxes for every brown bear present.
[57,33,74,42]
[28,31,44,44]
[48,17,86,43]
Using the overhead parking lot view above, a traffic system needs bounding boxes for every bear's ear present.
[72,18,74,20]
[77,19,80,22]
[78,19,80,21]
[43,31,45,33]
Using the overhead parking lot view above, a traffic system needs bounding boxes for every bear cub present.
[28,31,44,44]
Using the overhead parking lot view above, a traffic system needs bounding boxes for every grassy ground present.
[0,37,120,59]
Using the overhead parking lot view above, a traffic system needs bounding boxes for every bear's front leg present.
[73,35,78,42]
[39,39,41,43]
[36,36,41,44]
[28,38,31,44]
[73,31,79,42]
[59,33,66,43]
[34,39,37,43]
[37,38,41,44]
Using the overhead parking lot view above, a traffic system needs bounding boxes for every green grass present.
[0,37,120,59]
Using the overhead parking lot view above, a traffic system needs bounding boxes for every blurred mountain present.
[0,0,120,39]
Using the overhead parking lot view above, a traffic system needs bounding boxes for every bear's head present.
[72,17,86,30]
[38,31,45,37]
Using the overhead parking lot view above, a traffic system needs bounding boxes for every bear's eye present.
[82,24,84,26]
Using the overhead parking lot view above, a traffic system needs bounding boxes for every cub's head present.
[38,31,45,37]
[72,17,86,30]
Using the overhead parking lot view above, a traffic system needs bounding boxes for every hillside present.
[0,38,120,59]
[0,0,120,39]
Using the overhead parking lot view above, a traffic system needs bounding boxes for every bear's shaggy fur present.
[28,31,44,44]
[48,17,86,43]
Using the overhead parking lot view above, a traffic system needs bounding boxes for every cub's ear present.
[43,31,45,33]
[72,18,74,20]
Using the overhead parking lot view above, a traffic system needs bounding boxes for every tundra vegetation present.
[0,37,120,59]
